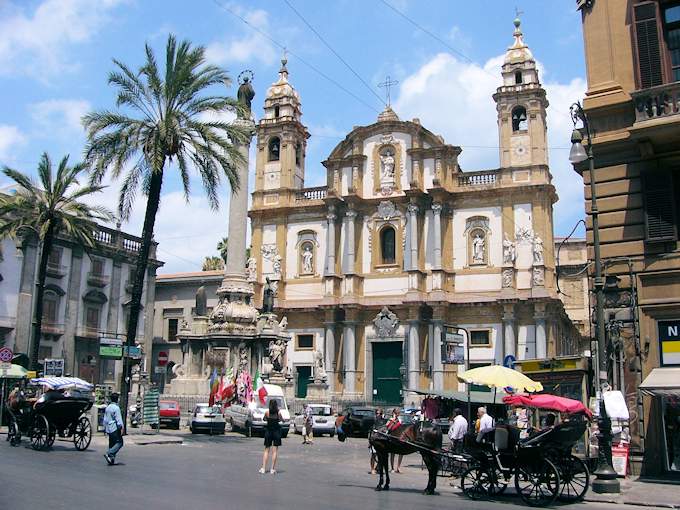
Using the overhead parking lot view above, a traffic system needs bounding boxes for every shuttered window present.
[642,170,678,242]
[634,2,664,88]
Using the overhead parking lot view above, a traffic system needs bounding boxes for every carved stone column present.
[407,319,420,392]
[324,309,336,394]
[535,304,547,359]
[407,202,419,271]
[431,308,444,391]
[325,207,337,276]
[343,208,357,275]
[432,202,443,270]
[503,303,516,359]
[342,321,356,394]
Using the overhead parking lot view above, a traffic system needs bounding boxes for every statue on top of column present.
[236,70,255,119]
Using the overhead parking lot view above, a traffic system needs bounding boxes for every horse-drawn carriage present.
[6,377,94,451]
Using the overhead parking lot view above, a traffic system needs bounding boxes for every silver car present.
[293,404,335,437]
[189,403,226,435]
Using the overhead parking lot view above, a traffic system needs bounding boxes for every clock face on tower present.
[510,135,531,166]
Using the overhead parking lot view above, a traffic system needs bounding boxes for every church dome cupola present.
[501,17,539,86]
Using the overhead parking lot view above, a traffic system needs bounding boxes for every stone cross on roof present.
[378,75,399,107]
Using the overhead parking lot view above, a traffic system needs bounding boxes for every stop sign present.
[157,351,168,366]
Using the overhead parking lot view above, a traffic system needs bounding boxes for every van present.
[225,384,290,437]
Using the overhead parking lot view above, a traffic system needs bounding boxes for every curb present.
[584,497,680,509]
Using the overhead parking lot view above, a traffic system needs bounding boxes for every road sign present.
[100,337,123,346]
[44,358,64,376]
[0,347,13,363]
[124,346,142,358]
[503,355,517,369]
[157,351,168,366]
[154,366,166,374]
[100,345,123,359]
[0,362,11,375]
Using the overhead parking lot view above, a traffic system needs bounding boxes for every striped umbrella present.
[30,377,94,391]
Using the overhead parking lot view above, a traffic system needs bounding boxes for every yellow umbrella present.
[458,365,543,393]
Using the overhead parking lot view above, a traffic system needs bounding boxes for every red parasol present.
[503,393,593,418]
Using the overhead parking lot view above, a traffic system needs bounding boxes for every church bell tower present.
[255,56,310,197]
[494,17,549,168]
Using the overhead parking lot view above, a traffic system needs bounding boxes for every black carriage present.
[459,419,589,507]
[6,378,93,451]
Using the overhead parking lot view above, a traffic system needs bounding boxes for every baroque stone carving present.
[260,243,278,260]
[466,216,490,233]
[533,235,544,265]
[472,232,486,264]
[272,255,282,278]
[262,277,275,313]
[246,257,257,282]
[373,306,399,337]
[532,266,545,286]
[503,234,516,265]
[431,202,443,215]
[377,200,397,220]
[515,226,534,243]
[380,148,396,183]
[407,202,419,215]
[313,349,327,383]
[502,268,514,288]
[268,338,286,373]
[301,244,313,274]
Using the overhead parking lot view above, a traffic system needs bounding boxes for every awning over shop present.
[407,388,510,404]
[639,367,680,396]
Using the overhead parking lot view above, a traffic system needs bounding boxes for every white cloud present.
[205,7,277,66]
[0,0,125,78]
[29,99,91,134]
[0,125,28,164]
[394,52,586,235]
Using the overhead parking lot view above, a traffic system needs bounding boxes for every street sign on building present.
[441,326,466,364]
[44,358,64,376]
[124,346,142,358]
[99,337,123,359]
[0,362,11,376]
[659,319,680,366]
[154,366,166,374]
[157,351,168,366]
[0,347,13,363]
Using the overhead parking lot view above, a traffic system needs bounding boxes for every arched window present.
[42,290,59,324]
[274,105,280,118]
[295,142,302,167]
[268,137,280,161]
[515,71,522,84]
[511,106,528,131]
[380,226,396,264]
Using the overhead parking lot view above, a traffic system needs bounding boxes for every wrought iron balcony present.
[631,82,680,123]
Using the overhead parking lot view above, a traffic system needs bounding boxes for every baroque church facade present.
[244,19,582,403]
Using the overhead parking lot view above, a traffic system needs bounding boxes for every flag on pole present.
[254,369,267,405]
[217,367,235,402]
[209,368,219,406]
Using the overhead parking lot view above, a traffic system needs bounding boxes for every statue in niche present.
[503,234,516,265]
[472,233,485,264]
[269,339,286,373]
[246,257,257,282]
[301,244,313,274]
[313,350,327,383]
[533,235,544,265]
[262,277,275,314]
[195,286,207,316]
[380,148,395,183]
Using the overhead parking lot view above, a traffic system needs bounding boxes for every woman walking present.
[260,399,283,474]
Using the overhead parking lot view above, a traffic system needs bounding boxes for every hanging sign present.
[441,326,466,364]
[659,319,680,366]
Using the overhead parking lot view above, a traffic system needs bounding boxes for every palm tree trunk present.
[120,168,164,429]
[31,223,55,371]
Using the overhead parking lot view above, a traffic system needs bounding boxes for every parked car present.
[189,403,226,434]
[293,404,335,437]
[224,384,290,438]
[339,406,376,437]
[159,400,181,429]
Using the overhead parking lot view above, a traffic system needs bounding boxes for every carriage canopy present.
[502,393,592,418]
[30,377,94,391]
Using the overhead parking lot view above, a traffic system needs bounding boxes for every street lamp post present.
[569,101,620,494]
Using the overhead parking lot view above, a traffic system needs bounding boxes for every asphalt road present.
[0,429,654,510]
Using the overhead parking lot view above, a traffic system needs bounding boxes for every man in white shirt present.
[103,393,124,465]
[448,408,468,453]
[477,406,495,443]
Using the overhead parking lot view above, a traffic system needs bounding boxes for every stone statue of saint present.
[246,257,257,282]
[503,234,516,265]
[380,149,395,182]
[262,277,275,313]
[195,285,207,316]
[268,339,285,373]
[236,75,255,119]
[533,235,544,265]
[313,350,327,383]
[302,245,313,274]
[272,255,282,278]
[472,233,485,263]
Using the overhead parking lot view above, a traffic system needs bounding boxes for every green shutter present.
[634,2,664,89]
[643,170,677,242]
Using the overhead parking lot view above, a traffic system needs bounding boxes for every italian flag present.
[255,370,267,405]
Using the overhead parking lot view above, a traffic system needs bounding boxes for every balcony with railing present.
[631,82,680,123]
[295,186,327,203]
[457,169,498,188]
[76,325,100,339]
[85,225,154,258]
[41,321,65,335]
[46,262,67,278]
[87,271,110,288]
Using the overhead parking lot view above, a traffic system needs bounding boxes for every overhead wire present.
[282,0,386,108]
[210,0,382,114]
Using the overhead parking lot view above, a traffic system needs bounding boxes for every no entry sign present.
[157,351,168,366]
[0,347,13,363]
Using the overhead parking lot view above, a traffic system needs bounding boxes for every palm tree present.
[217,236,228,264]
[0,153,113,370]
[202,256,224,271]
[83,35,248,407]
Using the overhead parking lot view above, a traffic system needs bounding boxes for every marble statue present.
[302,245,313,274]
[262,277,275,313]
[503,234,516,265]
[472,233,485,263]
[533,267,545,286]
[533,235,544,265]
[278,316,288,330]
[313,350,327,382]
[236,74,255,118]
[246,257,257,282]
[269,339,285,373]
[195,286,207,316]
[272,254,282,278]
[380,149,395,182]
[502,268,513,288]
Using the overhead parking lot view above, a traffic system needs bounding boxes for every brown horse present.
[335,414,442,494]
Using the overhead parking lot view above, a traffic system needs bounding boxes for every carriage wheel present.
[30,415,50,451]
[46,428,56,448]
[514,458,560,507]
[461,467,491,500]
[8,420,20,446]
[73,417,92,451]
[558,455,589,502]
[489,467,509,495]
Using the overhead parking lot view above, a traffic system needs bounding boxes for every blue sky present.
[0,0,587,274]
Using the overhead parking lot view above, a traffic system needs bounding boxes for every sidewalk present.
[584,478,680,508]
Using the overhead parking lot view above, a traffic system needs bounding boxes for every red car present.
[159,400,181,429]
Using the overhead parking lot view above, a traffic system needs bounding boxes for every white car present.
[293,404,335,437]
[224,384,290,437]
[189,403,226,435]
